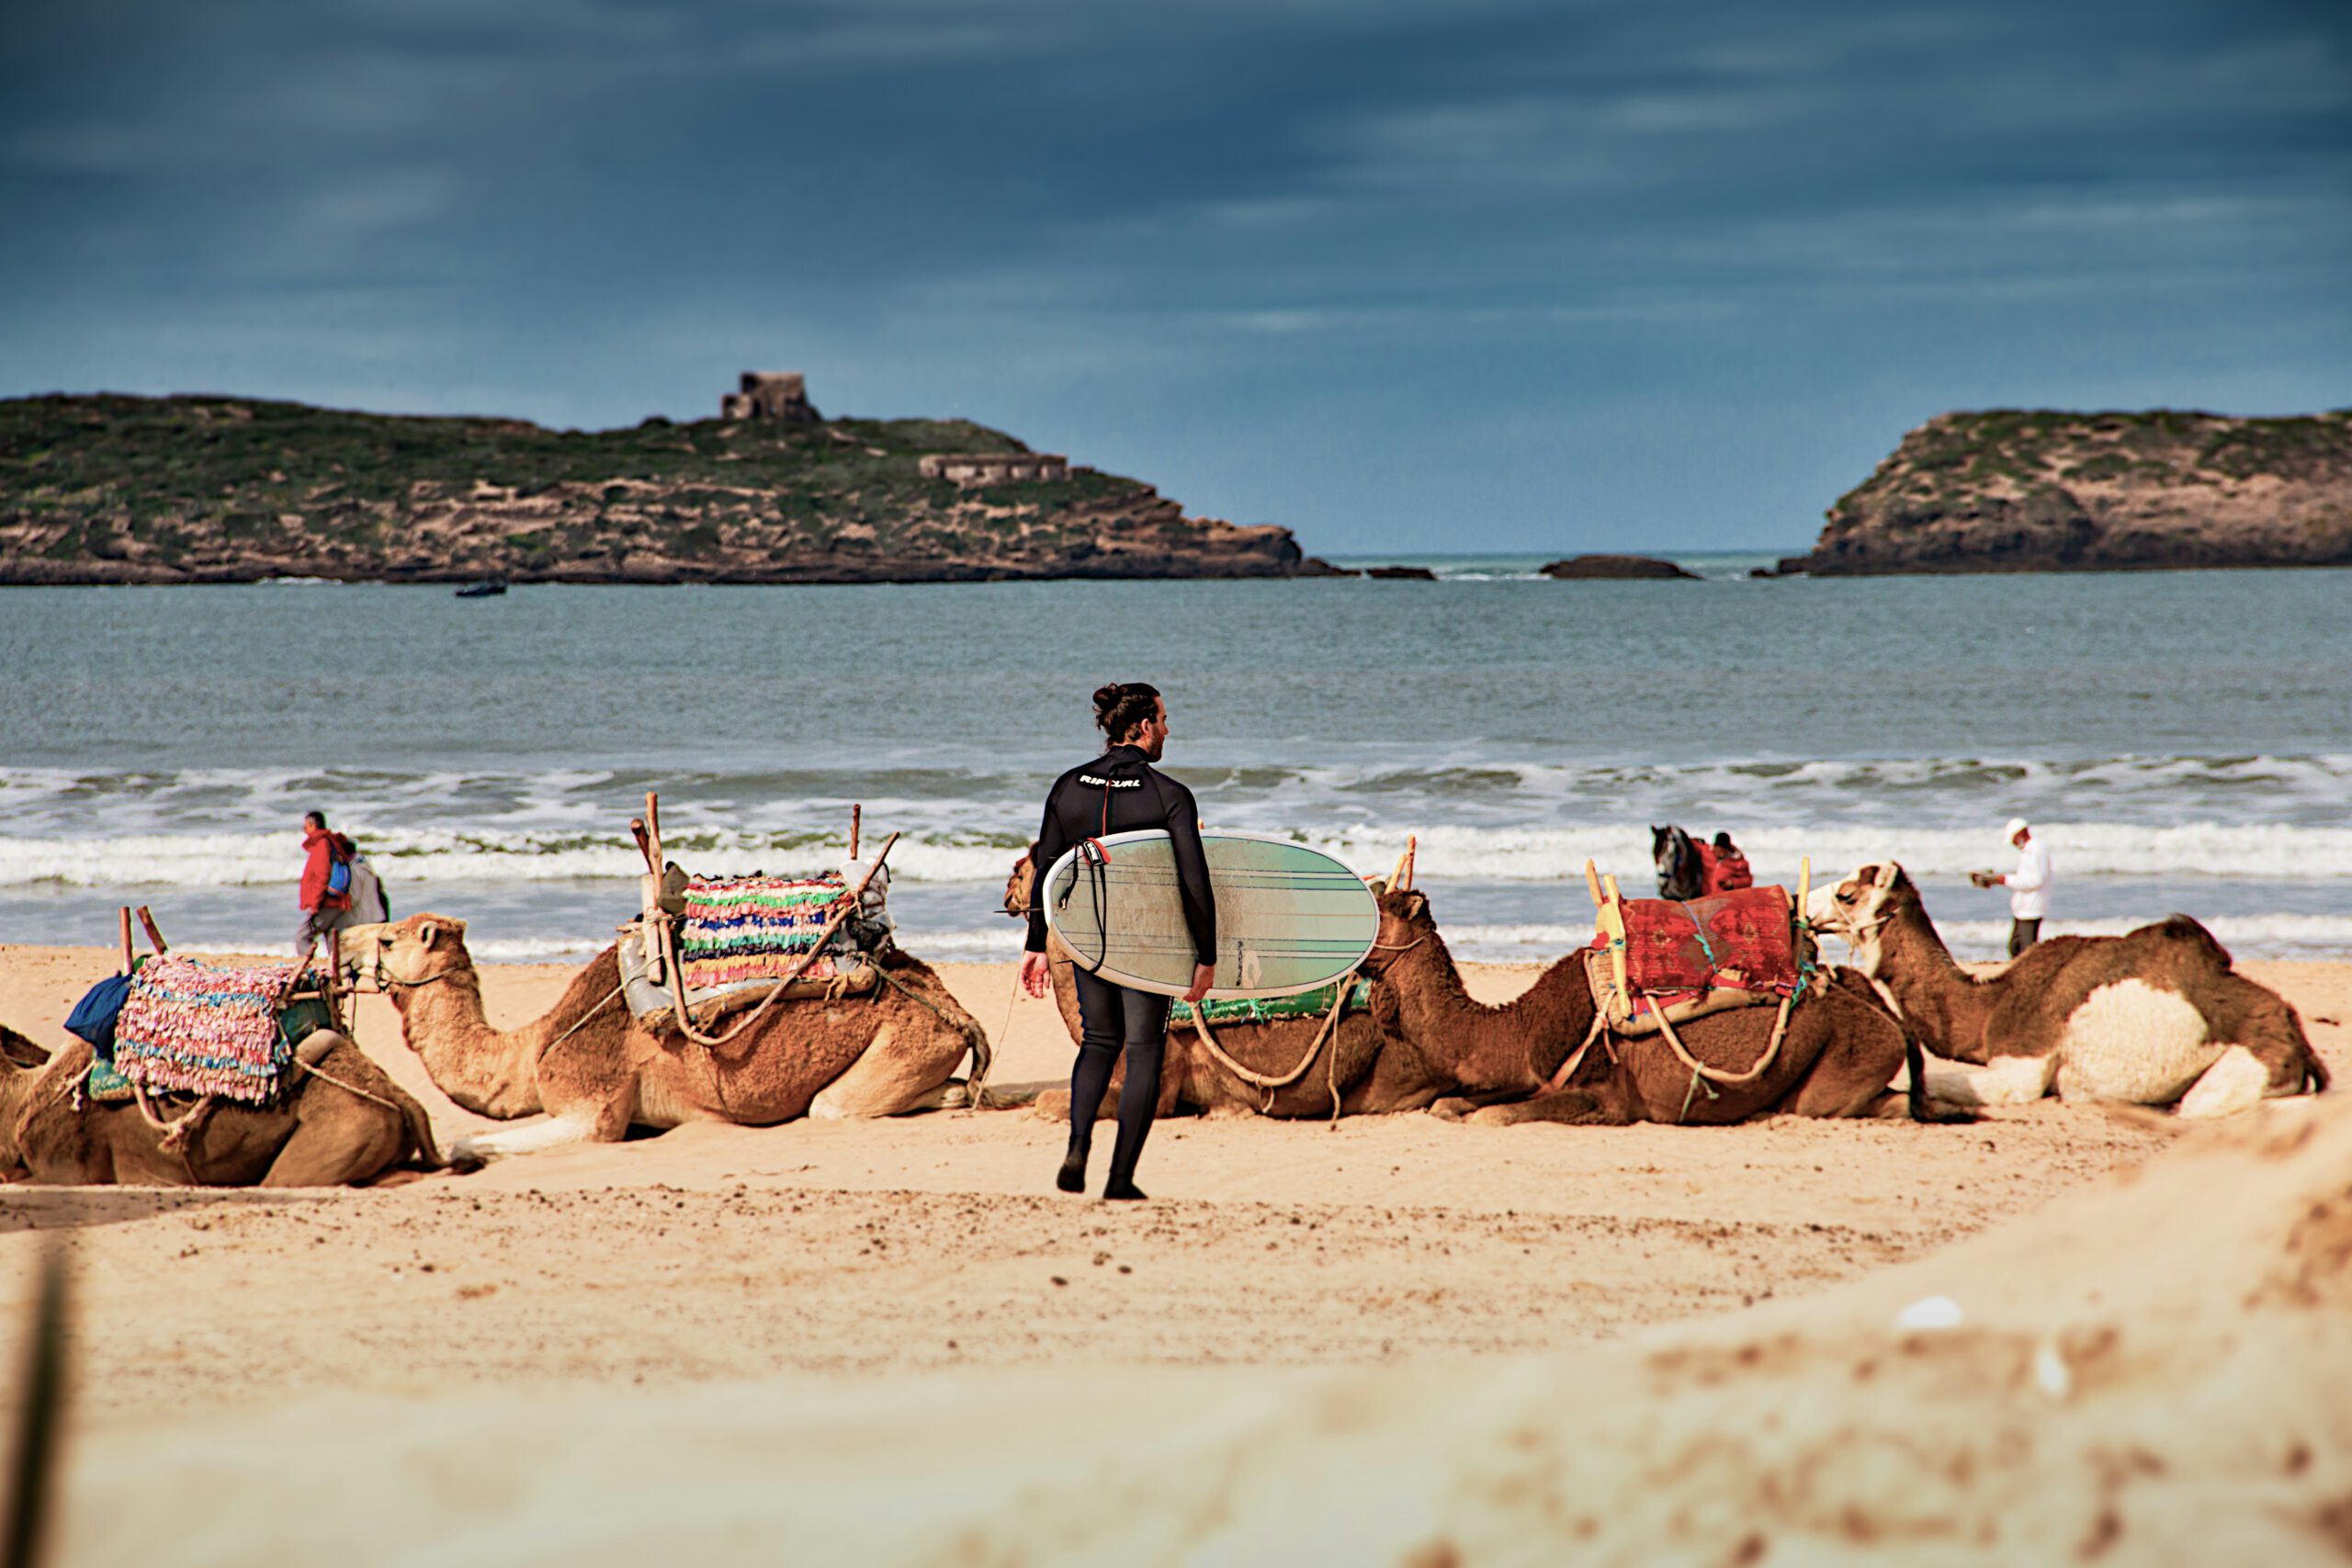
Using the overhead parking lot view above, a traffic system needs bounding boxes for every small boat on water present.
[454,580,508,599]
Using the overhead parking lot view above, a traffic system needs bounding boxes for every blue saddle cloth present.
[65,973,136,1065]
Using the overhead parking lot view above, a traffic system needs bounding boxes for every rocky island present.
[1778,409,2352,575]
[0,376,1326,585]
[1539,554,1697,580]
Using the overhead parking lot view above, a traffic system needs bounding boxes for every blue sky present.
[4,0,2346,554]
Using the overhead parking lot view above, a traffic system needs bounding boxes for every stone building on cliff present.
[918,453,1087,486]
[720,372,820,423]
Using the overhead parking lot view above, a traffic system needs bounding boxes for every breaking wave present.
[6,818,2346,891]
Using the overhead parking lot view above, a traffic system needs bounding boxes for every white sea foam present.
[1261,822,2352,886]
[0,829,1028,889]
[6,817,2352,891]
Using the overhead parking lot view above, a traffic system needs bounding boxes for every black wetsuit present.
[1026,744,1216,1194]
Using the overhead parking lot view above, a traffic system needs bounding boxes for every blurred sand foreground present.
[2,945,2347,1564]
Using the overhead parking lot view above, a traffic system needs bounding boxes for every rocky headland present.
[0,392,1326,585]
[1779,409,2352,575]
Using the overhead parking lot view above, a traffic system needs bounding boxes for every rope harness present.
[1182,964,1361,1122]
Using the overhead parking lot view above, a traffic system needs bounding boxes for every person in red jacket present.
[1703,831,1755,895]
[297,809,355,957]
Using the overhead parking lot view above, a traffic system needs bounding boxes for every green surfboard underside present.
[1045,831,1380,1000]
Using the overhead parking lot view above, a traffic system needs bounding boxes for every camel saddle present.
[108,956,340,1108]
[616,921,880,1029]
[1587,886,1813,1036]
[1170,976,1373,1028]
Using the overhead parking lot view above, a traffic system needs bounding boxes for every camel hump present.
[2149,913,2233,967]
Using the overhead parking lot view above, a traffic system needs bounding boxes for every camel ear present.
[418,921,439,949]
[1873,863,1899,889]
[1405,892,1429,921]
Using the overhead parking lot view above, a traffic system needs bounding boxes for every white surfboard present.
[1042,829,1380,1000]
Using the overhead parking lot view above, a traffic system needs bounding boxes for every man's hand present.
[1019,950,1052,998]
[1182,962,1215,1004]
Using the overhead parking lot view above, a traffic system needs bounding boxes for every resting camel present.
[0,1021,440,1186]
[1359,882,1953,1125]
[358,913,991,1164]
[1004,846,1944,1125]
[1811,862,2329,1117]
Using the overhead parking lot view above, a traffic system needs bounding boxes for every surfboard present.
[1042,830,1380,1000]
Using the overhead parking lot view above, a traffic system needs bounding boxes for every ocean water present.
[1,557,2346,966]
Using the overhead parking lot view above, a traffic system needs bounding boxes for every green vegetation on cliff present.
[0,393,1308,583]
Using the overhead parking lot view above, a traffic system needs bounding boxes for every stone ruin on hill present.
[918,453,1090,487]
[720,371,821,423]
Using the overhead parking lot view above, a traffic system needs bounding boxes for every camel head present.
[1813,862,1919,974]
[0,1024,53,1179]
[1001,845,1038,919]
[356,913,477,998]
[1,1023,50,1071]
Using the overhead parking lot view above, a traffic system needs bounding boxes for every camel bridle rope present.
[1182,962,1362,1122]
[1180,848,1426,1122]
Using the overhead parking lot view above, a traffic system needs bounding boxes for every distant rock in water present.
[1539,554,1699,581]
[1778,409,2352,576]
[0,391,1319,586]
[1363,565,1438,581]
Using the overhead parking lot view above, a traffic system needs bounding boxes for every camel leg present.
[1915,1051,2058,1108]
[809,1020,967,1120]
[2175,1046,2272,1119]
[1463,1089,1632,1127]
[1781,1012,1912,1120]
[448,1113,608,1165]
[258,1110,405,1187]
[1428,1087,1548,1122]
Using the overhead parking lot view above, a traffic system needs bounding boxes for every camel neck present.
[1878,902,1973,990]
[0,1062,33,1158]
[1870,900,1995,1064]
[1386,931,1596,1092]
[393,965,546,1120]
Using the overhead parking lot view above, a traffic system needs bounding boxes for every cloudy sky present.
[5,0,2346,554]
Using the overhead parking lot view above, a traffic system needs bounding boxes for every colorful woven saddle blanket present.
[1170,976,1373,1028]
[1599,886,1802,998]
[676,873,852,989]
[617,923,870,1025]
[112,955,302,1106]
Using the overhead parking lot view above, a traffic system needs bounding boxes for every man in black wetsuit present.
[1020,682,1216,1201]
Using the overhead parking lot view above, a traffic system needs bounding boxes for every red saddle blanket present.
[1595,886,1800,998]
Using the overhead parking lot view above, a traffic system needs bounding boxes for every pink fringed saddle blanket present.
[112,955,300,1105]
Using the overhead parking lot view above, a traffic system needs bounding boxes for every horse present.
[1651,825,1705,900]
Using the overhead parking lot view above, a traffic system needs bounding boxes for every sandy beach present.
[3,942,2346,1562]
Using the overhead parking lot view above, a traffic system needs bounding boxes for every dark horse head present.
[1651,825,1704,901]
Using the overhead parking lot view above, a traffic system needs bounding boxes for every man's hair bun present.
[1092,682,1161,740]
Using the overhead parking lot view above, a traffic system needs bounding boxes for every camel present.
[0,1021,441,1186]
[1809,862,2329,1117]
[358,913,991,1163]
[1004,847,1944,1126]
[1357,882,1954,1126]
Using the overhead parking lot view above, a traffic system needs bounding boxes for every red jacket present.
[1697,843,1754,896]
[300,827,353,913]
